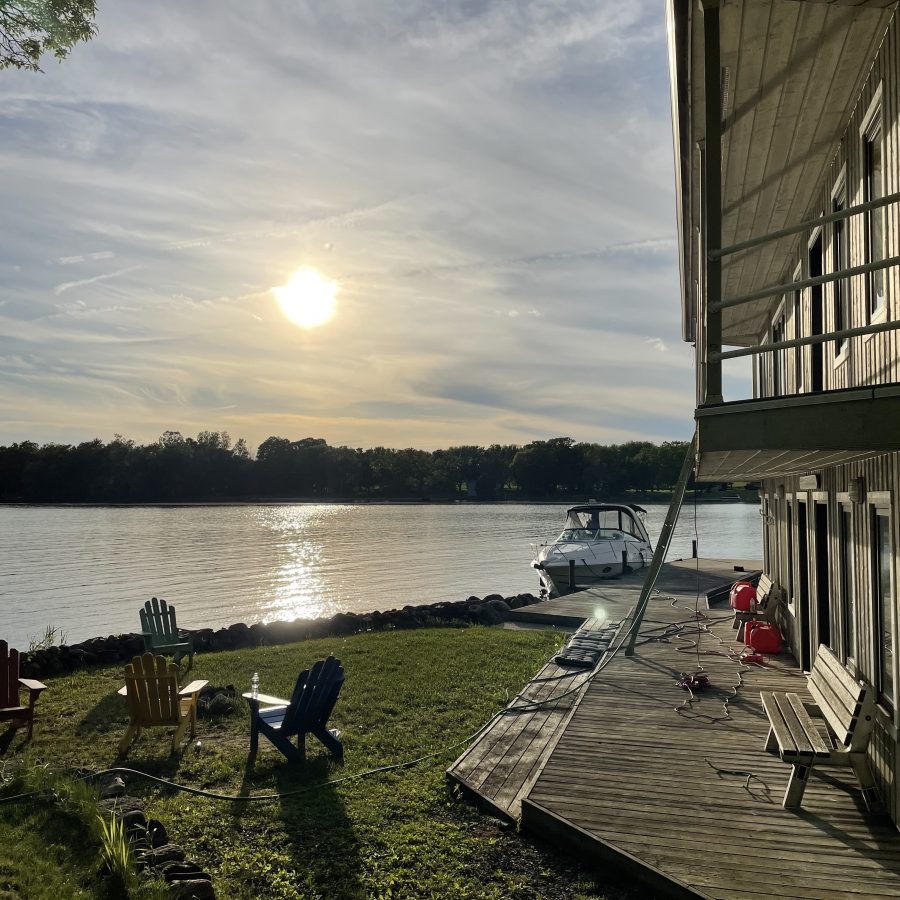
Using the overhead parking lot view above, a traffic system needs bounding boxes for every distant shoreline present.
[0,490,761,509]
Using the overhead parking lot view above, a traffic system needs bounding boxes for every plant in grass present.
[28,623,68,651]
[96,812,135,893]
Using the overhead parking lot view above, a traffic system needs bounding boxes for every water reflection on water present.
[0,501,762,646]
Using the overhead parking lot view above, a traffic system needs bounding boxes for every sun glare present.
[272,267,338,328]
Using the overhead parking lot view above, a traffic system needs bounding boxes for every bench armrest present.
[19,678,47,693]
[179,680,208,696]
[241,692,289,707]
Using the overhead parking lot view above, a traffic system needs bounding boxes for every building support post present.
[702,0,723,405]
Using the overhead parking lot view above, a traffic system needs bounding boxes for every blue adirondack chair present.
[244,656,345,763]
[139,597,194,668]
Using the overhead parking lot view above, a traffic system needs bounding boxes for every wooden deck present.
[450,616,621,821]
[449,559,900,900]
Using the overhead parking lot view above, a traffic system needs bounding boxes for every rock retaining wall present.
[21,592,543,679]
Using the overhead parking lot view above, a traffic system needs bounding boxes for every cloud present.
[53,264,142,296]
[55,250,115,265]
[646,337,667,352]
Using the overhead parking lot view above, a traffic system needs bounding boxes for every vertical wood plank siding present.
[755,11,900,822]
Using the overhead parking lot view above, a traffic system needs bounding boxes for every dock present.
[448,559,900,900]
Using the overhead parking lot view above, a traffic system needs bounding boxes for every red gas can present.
[745,621,782,654]
[730,580,756,612]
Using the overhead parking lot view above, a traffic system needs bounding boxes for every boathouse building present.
[670,0,900,824]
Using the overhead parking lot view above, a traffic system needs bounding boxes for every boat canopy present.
[562,504,649,542]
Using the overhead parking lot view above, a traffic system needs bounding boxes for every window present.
[772,309,787,396]
[831,180,849,355]
[839,504,855,663]
[872,505,894,707]
[863,102,886,319]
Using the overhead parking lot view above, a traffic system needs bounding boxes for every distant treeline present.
[0,432,701,503]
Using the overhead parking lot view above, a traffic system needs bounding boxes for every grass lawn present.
[0,626,636,899]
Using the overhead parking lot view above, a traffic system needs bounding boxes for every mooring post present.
[568,559,576,590]
[692,539,698,558]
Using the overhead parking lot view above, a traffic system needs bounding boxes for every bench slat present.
[785,693,832,756]
[775,693,818,758]
[760,692,799,756]
[815,645,866,703]
[808,675,857,746]
[773,693,831,759]
[809,665,862,722]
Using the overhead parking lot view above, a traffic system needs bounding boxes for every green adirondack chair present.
[139,597,194,668]
[244,656,345,763]
[1,640,47,742]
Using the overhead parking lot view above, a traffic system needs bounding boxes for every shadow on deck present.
[448,559,900,900]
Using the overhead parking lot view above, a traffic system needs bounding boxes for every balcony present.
[670,0,900,481]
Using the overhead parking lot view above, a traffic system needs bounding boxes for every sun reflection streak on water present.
[257,504,350,622]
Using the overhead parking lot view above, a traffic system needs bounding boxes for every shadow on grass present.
[228,744,363,898]
[76,691,126,736]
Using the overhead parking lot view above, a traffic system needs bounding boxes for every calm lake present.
[0,501,763,647]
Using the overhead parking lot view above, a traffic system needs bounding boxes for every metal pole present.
[702,1,723,404]
[568,559,576,591]
[711,190,900,261]
[711,317,900,361]
[710,254,900,313]
[625,433,697,657]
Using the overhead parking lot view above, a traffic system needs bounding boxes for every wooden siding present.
[758,7,900,397]
[761,453,900,823]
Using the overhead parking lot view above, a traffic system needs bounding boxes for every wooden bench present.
[760,644,878,810]
[733,574,782,641]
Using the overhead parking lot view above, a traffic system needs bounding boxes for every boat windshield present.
[563,507,646,540]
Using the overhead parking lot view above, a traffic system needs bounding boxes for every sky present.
[0,1,746,452]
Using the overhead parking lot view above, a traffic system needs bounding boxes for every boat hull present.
[532,543,650,597]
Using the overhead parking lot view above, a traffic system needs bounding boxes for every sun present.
[272,268,338,328]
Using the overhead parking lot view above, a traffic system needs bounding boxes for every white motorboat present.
[531,502,654,596]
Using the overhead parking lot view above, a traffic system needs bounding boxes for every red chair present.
[1,640,47,742]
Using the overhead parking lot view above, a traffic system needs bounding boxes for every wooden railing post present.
[702,0,723,405]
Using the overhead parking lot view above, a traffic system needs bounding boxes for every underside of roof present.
[670,0,896,346]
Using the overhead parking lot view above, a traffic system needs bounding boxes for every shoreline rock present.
[20,592,544,679]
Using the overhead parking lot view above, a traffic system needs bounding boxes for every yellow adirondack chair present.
[117,653,207,756]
